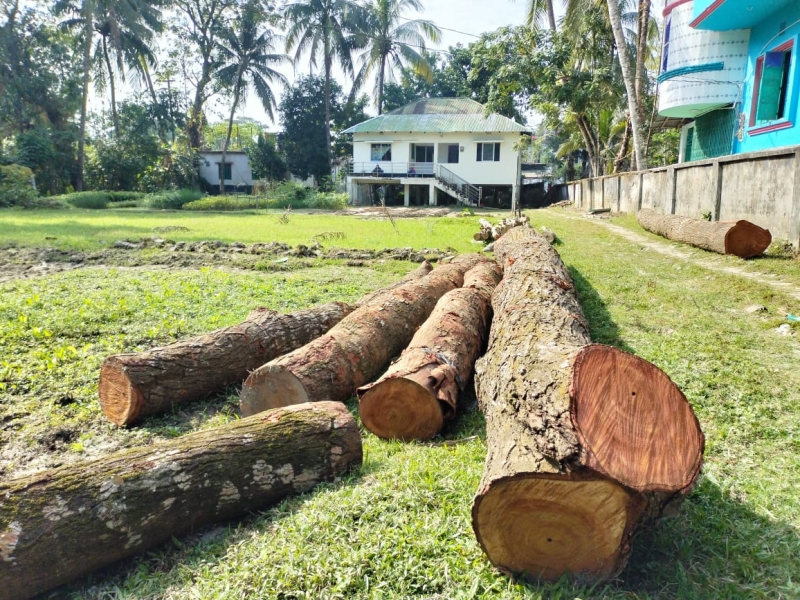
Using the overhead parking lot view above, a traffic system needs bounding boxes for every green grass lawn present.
[1,208,799,599]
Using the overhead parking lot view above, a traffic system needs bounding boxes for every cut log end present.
[358,378,444,440]
[240,366,309,417]
[724,220,772,258]
[570,345,704,493]
[98,358,143,426]
[472,476,634,583]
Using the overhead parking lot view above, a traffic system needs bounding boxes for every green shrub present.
[112,200,140,208]
[108,191,145,203]
[145,189,204,210]
[307,192,348,210]
[62,191,110,209]
[0,164,37,207]
[183,196,270,211]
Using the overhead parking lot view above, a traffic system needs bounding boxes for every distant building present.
[342,98,529,208]
[659,0,800,161]
[198,151,253,193]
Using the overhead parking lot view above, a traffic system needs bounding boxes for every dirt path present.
[547,210,800,302]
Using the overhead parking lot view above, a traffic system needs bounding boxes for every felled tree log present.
[473,216,530,242]
[239,254,486,416]
[637,209,771,258]
[357,260,502,440]
[0,402,361,600]
[472,227,704,584]
[354,260,433,308]
[99,303,353,426]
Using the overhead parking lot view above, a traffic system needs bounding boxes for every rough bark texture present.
[357,260,502,440]
[239,254,486,416]
[99,303,352,426]
[472,227,704,583]
[354,260,433,308]
[637,209,772,258]
[0,402,361,600]
[473,217,530,242]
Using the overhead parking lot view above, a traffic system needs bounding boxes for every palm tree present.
[351,0,441,115]
[525,0,557,31]
[215,0,288,193]
[284,0,361,172]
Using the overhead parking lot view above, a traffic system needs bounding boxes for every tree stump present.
[637,209,771,258]
[472,227,704,583]
[99,303,352,426]
[239,254,486,416]
[357,260,502,440]
[0,402,361,600]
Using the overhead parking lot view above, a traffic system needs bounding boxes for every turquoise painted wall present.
[733,4,800,154]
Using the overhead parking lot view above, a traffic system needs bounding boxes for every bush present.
[66,192,109,209]
[0,164,37,207]
[145,189,204,210]
[183,196,270,211]
[108,191,145,203]
[307,191,348,210]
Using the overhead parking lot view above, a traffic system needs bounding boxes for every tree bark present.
[472,227,704,583]
[0,402,361,600]
[637,209,772,258]
[607,0,645,172]
[76,0,94,192]
[357,260,502,440]
[99,303,352,426]
[239,254,487,416]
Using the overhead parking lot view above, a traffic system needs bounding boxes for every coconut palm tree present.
[284,0,362,172]
[215,0,288,193]
[525,0,557,31]
[351,0,441,115]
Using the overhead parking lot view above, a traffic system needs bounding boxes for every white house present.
[199,150,253,193]
[343,98,529,208]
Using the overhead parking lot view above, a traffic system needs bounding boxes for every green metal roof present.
[343,98,529,134]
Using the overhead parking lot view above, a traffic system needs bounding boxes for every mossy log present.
[357,260,502,440]
[0,402,361,600]
[239,254,486,416]
[472,227,704,584]
[98,303,352,426]
[637,209,771,258]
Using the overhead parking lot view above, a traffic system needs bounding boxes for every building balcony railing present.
[348,161,435,178]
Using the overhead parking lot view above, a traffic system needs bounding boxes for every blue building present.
[659,0,800,161]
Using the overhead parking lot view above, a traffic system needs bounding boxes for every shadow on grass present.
[570,266,634,353]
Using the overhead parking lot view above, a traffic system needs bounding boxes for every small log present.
[637,209,771,258]
[472,227,704,584]
[99,303,352,426]
[239,254,486,416]
[357,260,502,440]
[0,402,361,600]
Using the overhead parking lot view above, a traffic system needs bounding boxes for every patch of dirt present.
[0,239,457,284]
[334,206,454,219]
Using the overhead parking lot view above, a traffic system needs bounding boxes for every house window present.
[750,43,793,127]
[412,144,434,163]
[447,144,459,164]
[218,162,232,181]
[662,17,671,73]
[371,143,392,161]
[476,142,500,162]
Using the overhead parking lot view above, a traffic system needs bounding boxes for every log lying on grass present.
[473,216,530,242]
[357,259,502,440]
[0,401,361,600]
[99,303,353,426]
[239,254,485,416]
[637,208,771,258]
[472,227,704,584]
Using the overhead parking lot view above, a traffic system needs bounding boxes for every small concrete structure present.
[343,98,529,209]
[199,151,253,193]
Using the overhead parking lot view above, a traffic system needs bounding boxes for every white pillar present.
[429,182,437,206]
[404,183,410,206]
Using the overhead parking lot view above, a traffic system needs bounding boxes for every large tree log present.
[99,303,353,426]
[472,227,704,584]
[357,260,502,440]
[637,208,771,258]
[239,254,486,416]
[0,402,361,600]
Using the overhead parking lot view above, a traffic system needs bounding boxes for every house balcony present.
[347,161,435,179]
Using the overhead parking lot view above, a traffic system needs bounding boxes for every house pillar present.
[429,182,437,206]
[404,184,410,207]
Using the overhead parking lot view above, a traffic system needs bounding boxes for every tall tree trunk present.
[141,59,165,142]
[377,53,387,115]
[0,402,362,600]
[101,35,120,136]
[614,119,631,173]
[324,36,333,175]
[575,115,599,178]
[607,0,645,172]
[220,77,242,194]
[546,0,557,31]
[633,0,651,171]
[76,0,94,192]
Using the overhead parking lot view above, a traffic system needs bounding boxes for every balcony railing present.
[348,161,435,178]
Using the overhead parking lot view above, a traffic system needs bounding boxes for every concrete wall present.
[199,152,252,187]
[566,144,800,247]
